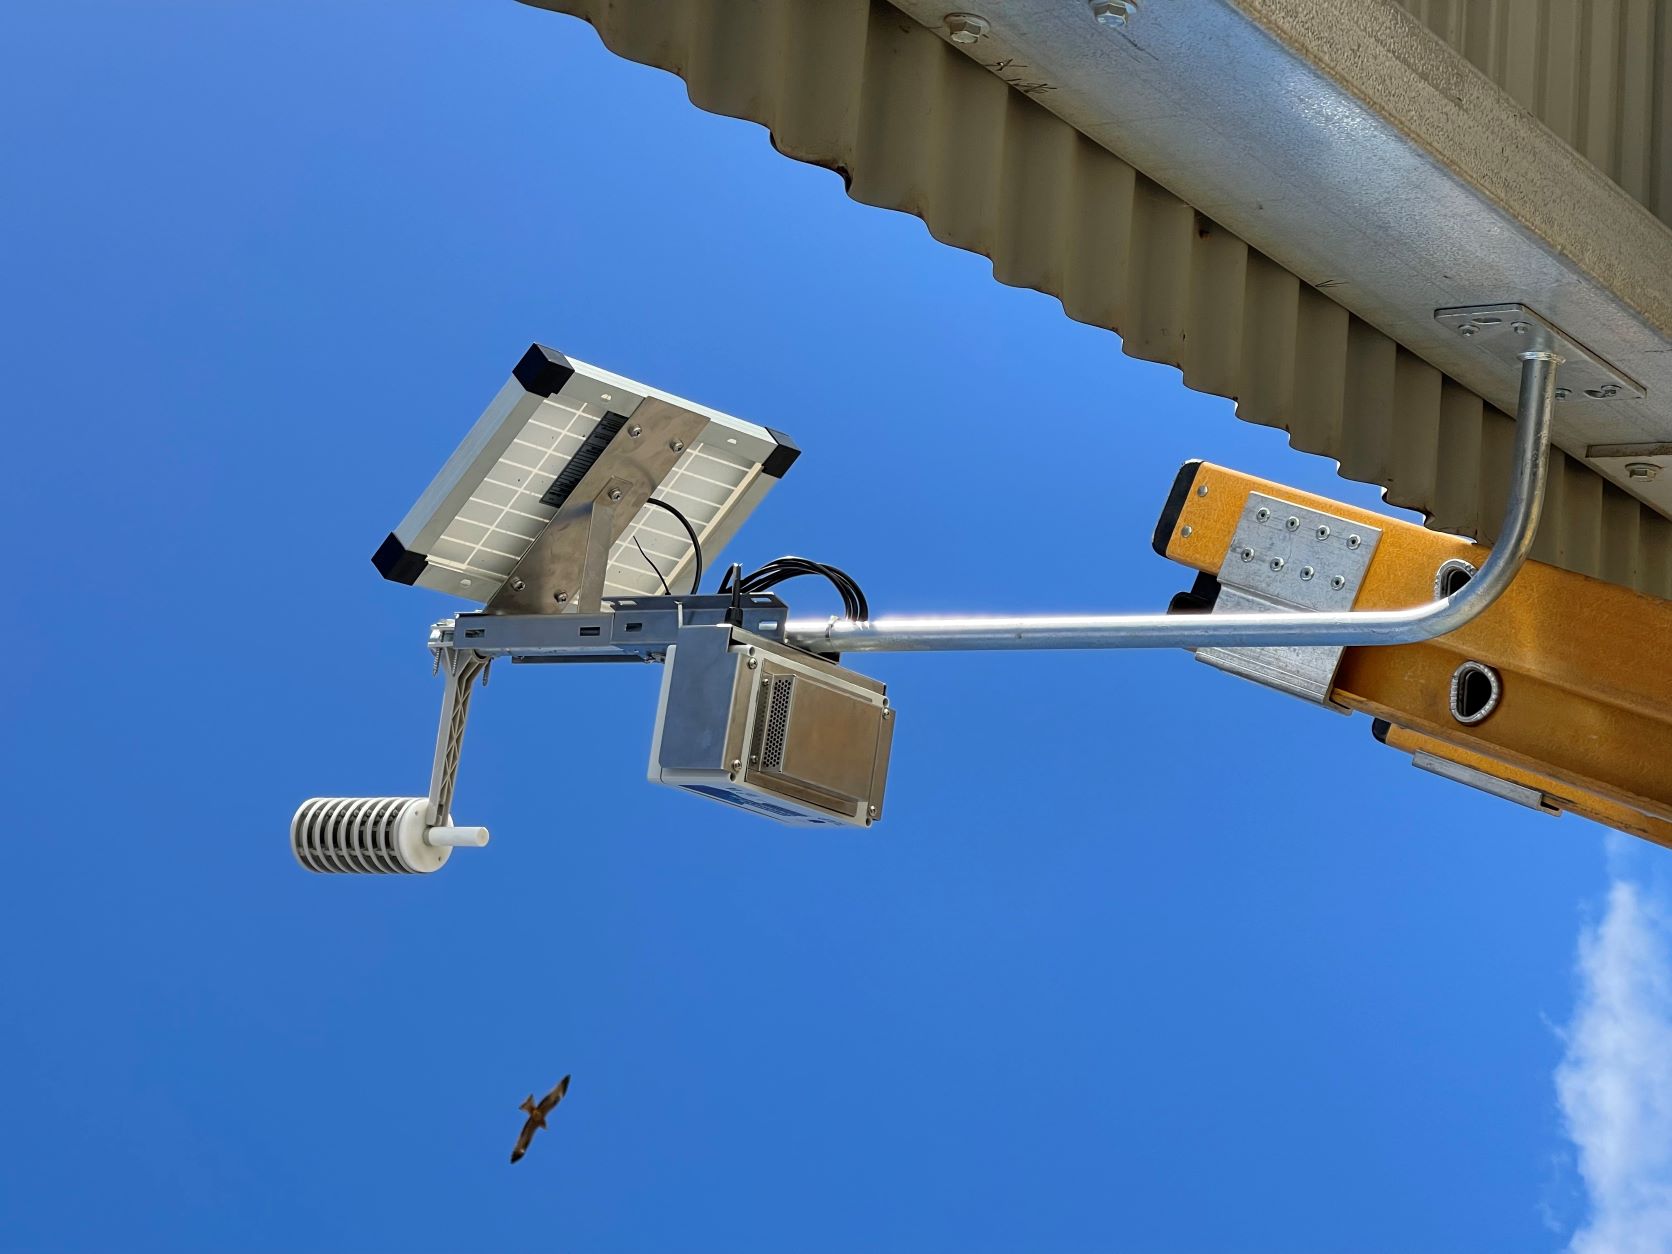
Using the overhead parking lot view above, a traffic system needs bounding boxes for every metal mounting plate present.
[1196,493,1383,705]
[1434,304,1645,406]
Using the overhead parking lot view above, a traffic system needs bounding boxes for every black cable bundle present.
[717,556,871,621]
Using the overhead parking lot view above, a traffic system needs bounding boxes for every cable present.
[632,536,671,594]
[644,498,702,596]
[718,556,871,621]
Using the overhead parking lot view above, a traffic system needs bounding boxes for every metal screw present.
[1285,515,1301,531]
[1585,384,1622,399]
[1511,321,1531,336]
[607,487,624,502]
[1255,507,1271,522]
[868,805,881,819]
[1347,534,1362,549]
[1315,524,1331,540]
[943,12,989,43]
[627,424,642,438]
[1554,387,1571,400]
[509,577,525,591]
[1240,547,1255,562]
[1090,0,1139,27]
[1180,525,1193,538]
[1270,557,1286,572]
[747,657,759,669]
[1196,484,1209,498]
[1330,575,1347,591]
[669,439,686,453]
[883,708,893,720]
[1300,566,1315,581]
[1459,323,1478,337]
[731,759,742,771]
[554,590,569,604]
[1626,462,1662,482]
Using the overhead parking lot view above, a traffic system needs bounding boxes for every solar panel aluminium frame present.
[373,344,799,605]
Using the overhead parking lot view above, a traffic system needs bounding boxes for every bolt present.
[1330,575,1347,591]
[1585,384,1622,399]
[607,487,624,502]
[627,424,642,438]
[1512,321,1531,336]
[1196,484,1209,498]
[1270,557,1286,572]
[883,708,893,720]
[943,12,989,43]
[1240,547,1255,563]
[509,577,525,591]
[868,805,881,819]
[554,590,569,604]
[1554,387,1571,400]
[1626,462,1662,482]
[1459,323,1478,337]
[1090,0,1139,27]
[747,656,759,669]
[731,759,742,771]
[1347,534,1362,549]
[1315,524,1331,540]
[1180,525,1193,538]
[669,439,686,453]
[1255,507,1271,522]
[1285,515,1301,531]
[1300,566,1316,581]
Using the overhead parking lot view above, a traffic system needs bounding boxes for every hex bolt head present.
[1090,0,1139,26]
[943,12,990,43]
[1270,557,1286,572]
[1300,566,1316,581]
[627,424,643,438]
[509,577,525,591]
[669,439,686,453]
[1330,575,1347,591]
[554,590,569,604]
[1626,462,1662,482]
[607,487,624,502]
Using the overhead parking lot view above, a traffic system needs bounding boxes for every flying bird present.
[509,1075,570,1164]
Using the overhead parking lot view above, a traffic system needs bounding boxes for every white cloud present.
[1557,880,1672,1254]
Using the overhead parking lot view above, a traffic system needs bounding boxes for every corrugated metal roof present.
[1398,0,1671,231]
[518,0,1672,600]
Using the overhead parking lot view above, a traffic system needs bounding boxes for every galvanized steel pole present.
[785,352,1559,654]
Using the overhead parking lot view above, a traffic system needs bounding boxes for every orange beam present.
[1157,461,1672,842]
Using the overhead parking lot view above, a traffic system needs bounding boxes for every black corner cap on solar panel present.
[1371,718,1393,745]
[372,532,427,585]
[1152,459,1205,558]
[762,428,801,478]
[513,343,577,397]
[1167,571,1222,615]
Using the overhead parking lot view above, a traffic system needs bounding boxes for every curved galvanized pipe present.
[785,352,1559,654]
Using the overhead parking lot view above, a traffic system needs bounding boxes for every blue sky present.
[4,4,1667,1251]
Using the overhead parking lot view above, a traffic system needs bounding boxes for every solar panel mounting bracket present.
[485,398,707,616]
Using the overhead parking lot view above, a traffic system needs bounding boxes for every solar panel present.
[373,345,798,605]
